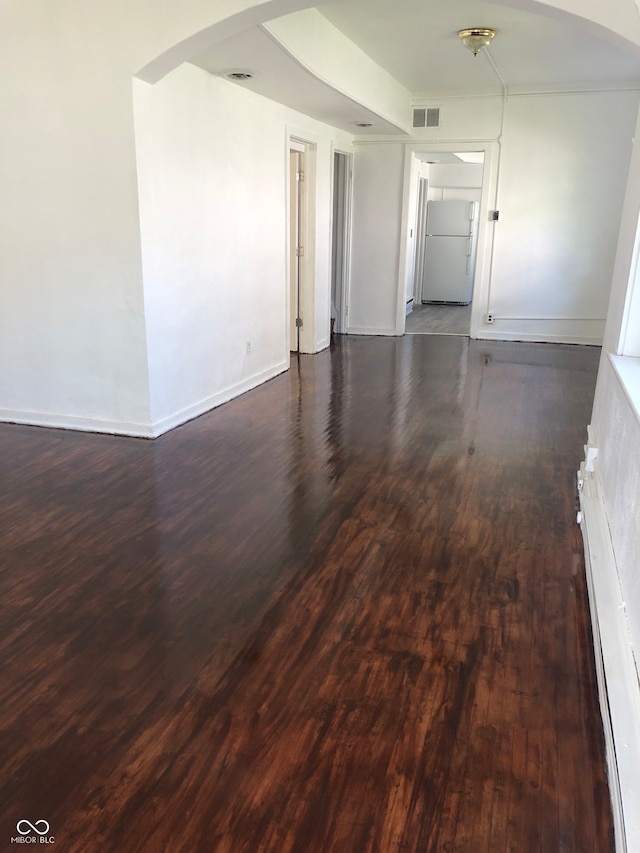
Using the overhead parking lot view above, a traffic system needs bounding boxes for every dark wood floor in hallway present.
[0,335,612,852]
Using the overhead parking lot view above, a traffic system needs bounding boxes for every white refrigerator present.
[421,200,477,305]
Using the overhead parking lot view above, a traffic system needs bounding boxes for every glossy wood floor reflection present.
[0,336,612,852]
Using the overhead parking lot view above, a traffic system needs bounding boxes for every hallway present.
[0,335,611,852]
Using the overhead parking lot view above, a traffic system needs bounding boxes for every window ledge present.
[609,354,640,429]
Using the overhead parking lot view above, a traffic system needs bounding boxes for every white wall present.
[348,90,638,344]
[604,105,640,357]
[0,0,323,436]
[585,350,640,851]
[590,355,640,657]
[576,92,640,851]
[410,95,504,141]
[348,144,405,334]
[426,163,484,192]
[1,0,640,437]
[488,91,637,344]
[587,99,640,737]
[134,63,352,433]
[0,0,154,435]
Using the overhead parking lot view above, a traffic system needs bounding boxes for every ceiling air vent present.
[412,108,426,128]
[426,108,440,128]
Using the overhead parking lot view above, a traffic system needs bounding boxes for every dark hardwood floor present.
[0,335,612,852]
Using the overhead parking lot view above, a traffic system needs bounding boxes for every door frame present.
[412,176,429,307]
[286,131,317,354]
[396,141,499,339]
[330,147,353,336]
[289,143,304,352]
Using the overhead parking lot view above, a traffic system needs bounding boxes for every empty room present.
[2,0,640,850]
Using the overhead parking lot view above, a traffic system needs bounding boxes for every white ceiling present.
[320,0,640,96]
[192,26,403,134]
[191,0,640,134]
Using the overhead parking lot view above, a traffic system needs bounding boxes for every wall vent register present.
[413,108,440,128]
[426,108,440,128]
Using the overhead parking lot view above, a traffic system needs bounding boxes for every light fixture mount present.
[457,28,496,56]
[222,69,257,81]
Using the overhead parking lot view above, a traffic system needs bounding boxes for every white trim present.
[617,198,640,357]
[412,176,428,306]
[609,354,640,427]
[494,316,607,322]
[353,137,496,147]
[151,360,289,437]
[346,326,398,336]
[286,127,318,354]
[477,329,604,345]
[0,361,291,439]
[329,146,353,337]
[0,410,154,439]
[395,149,417,334]
[579,457,640,853]
[412,85,640,101]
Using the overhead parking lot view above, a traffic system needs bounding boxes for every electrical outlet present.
[245,340,251,354]
[487,313,495,324]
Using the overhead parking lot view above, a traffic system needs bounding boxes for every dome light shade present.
[457,28,496,56]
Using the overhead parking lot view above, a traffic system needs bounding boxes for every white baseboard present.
[578,457,640,853]
[0,409,154,438]
[346,326,399,336]
[305,338,330,353]
[0,361,290,440]
[150,360,289,437]
[475,317,604,345]
[477,329,603,346]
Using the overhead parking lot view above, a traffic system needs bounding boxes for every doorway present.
[408,152,484,337]
[331,151,351,336]
[288,136,317,353]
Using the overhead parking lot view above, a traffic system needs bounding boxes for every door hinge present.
[297,170,304,182]
[295,317,303,328]
[296,246,304,257]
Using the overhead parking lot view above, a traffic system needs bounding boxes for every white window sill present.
[610,353,640,428]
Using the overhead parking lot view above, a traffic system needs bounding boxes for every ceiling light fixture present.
[457,28,496,57]
[223,69,257,81]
